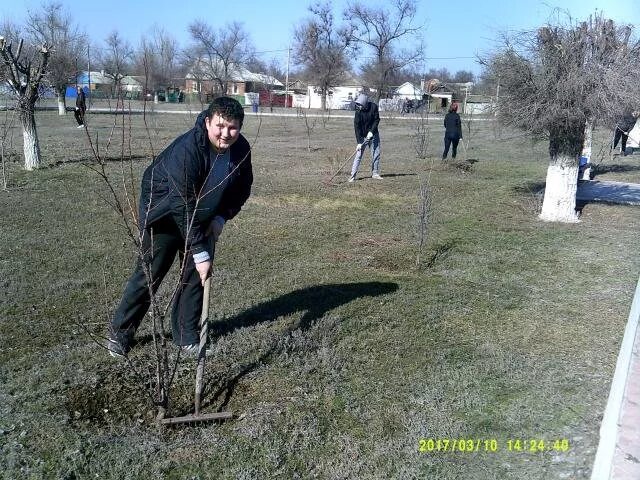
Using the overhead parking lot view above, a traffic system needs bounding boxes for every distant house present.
[464,94,493,115]
[393,82,424,100]
[67,71,112,97]
[301,73,371,109]
[120,75,143,94]
[185,61,283,104]
[421,79,454,113]
[67,71,142,98]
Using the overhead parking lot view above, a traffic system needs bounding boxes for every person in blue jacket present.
[108,96,253,357]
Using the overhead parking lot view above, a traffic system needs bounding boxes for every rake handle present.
[194,275,211,416]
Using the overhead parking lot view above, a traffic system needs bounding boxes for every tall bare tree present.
[294,2,353,110]
[135,26,180,99]
[345,0,423,100]
[483,13,640,222]
[101,30,133,97]
[25,2,87,115]
[0,35,50,170]
[424,67,451,82]
[187,20,253,96]
[135,35,158,100]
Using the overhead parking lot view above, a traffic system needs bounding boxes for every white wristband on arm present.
[193,251,210,264]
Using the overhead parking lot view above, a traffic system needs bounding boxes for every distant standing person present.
[74,86,86,128]
[442,103,462,160]
[613,110,640,156]
[349,93,382,182]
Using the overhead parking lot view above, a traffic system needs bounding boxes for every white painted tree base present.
[21,114,41,171]
[539,157,580,223]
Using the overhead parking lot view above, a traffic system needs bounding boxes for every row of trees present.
[0,0,431,170]
[293,0,424,108]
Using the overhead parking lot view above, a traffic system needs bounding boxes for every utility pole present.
[285,45,291,108]
[87,44,91,109]
[463,84,469,114]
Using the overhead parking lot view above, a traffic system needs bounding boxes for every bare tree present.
[411,103,431,159]
[300,108,318,151]
[0,36,51,170]
[187,20,253,96]
[257,59,285,112]
[0,108,17,190]
[483,13,640,222]
[25,2,87,115]
[101,31,133,97]
[425,67,451,82]
[135,26,181,101]
[294,2,353,110]
[345,0,423,101]
[451,70,475,83]
[135,35,158,101]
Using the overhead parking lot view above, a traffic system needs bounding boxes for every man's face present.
[205,113,241,152]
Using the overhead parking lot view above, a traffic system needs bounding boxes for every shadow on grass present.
[372,173,416,179]
[45,154,149,169]
[512,181,545,195]
[205,281,399,409]
[591,162,640,179]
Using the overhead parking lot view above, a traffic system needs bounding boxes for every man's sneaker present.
[371,173,383,180]
[348,175,356,183]
[107,338,127,358]
[77,124,84,129]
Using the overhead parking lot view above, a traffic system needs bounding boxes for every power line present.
[424,56,476,60]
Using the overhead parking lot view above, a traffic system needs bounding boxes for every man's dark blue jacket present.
[138,110,253,257]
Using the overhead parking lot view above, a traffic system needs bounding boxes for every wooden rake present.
[160,276,233,425]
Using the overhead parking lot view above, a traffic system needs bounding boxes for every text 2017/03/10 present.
[418,438,570,453]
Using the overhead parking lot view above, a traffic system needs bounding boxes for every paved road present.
[577,180,640,206]
[584,179,640,479]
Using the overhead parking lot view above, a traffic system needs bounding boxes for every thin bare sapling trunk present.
[416,156,435,268]
[1,109,17,190]
[301,109,318,152]
[412,101,430,159]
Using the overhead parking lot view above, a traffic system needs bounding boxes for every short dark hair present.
[206,96,244,128]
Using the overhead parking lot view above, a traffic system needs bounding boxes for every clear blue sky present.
[2,0,638,77]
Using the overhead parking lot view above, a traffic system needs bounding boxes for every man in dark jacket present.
[349,93,382,182]
[442,102,462,159]
[108,96,253,357]
[74,86,86,128]
[613,110,640,156]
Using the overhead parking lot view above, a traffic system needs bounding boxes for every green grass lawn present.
[1,108,639,479]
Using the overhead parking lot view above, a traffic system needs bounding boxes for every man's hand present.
[366,131,374,140]
[356,143,362,151]
[195,260,211,287]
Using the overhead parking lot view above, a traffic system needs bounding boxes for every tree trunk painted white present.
[57,94,66,116]
[580,119,593,180]
[539,154,580,222]
[20,110,41,171]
